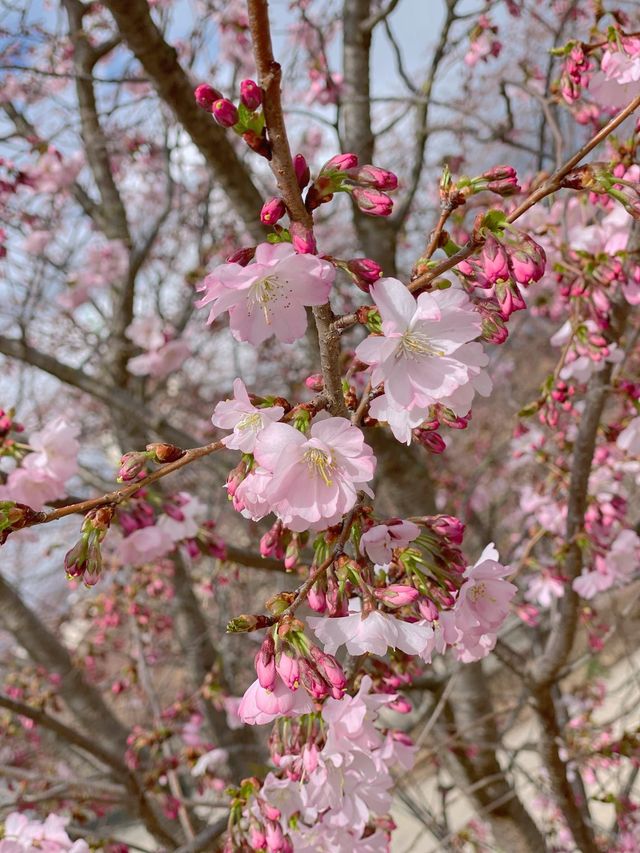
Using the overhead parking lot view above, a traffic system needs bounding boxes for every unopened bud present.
[211,98,239,127]
[145,443,185,463]
[260,197,286,225]
[294,153,310,189]
[242,129,272,159]
[226,614,274,633]
[352,186,393,217]
[239,79,262,111]
[194,83,222,110]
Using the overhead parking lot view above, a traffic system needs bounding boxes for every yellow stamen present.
[303,448,335,486]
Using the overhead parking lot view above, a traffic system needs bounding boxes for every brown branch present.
[0,693,124,772]
[0,575,179,846]
[247,0,348,417]
[15,438,224,532]
[408,92,640,295]
[102,0,265,240]
[0,334,202,449]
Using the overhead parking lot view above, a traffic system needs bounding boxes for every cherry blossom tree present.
[1,1,640,851]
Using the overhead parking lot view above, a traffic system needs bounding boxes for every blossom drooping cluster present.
[227,677,412,852]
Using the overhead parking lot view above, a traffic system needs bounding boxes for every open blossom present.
[0,417,79,510]
[0,812,89,852]
[309,606,432,657]
[250,417,375,532]
[369,341,491,444]
[238,675,314,725]
[196,243,335,345]
[359,519,420,566]
[617,417,640,455]
[355,278,482,411]
[454,543,516,637]
[211,378,284,452]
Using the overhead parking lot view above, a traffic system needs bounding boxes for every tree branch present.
[102,0,265,240]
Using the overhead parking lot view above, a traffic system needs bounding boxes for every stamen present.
[236,413,263,433]
[398,331,445,359]
[303,448,334,486]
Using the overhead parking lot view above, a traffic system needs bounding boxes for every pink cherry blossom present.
[0,417,79,510]
[355,278,482,411]
[454,543,516,637]
[116,525,174,565]
[308,608,432,657]
[251,417,375,532]
[525,571,566,608]
[212,378,285,452]
[617,417,640,455]
[197,243,335,345]
[359,519,420,566]
[0,812,89,852]
[238,675,314,725]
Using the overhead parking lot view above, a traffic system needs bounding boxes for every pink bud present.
[302,743,319,774]
[255,634,276,690]
[307,581,327,612]
[249,827,267,850]
[309,646,347,692]
[290,221,317,254]
[260,197,286,225]
[346,257,383,291]
[294,154,310,189]
[321,153,358,174]
[212,98,239,127]
[480,235,511,284]
[414,429,446,454]
[275,651,300,690]
[431,514,465,544]
[194,83,222,110]
[351,164,398,191]
[240,79,263,111]
[495,279,526,318]
[352,186,393,216]
[304,374,324,392]
[265,821,285,852]
[373,584,419,607]
[508,235,546,286]
[388,695,412,713]
[298,659,329,699]
[226,246,256,266]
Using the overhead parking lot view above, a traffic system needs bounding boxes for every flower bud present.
[373,584,419,607]
[260,197,286,225]
[226,246,256,266]
[307,580,327,612]
[495,278,526,318]
[480,235,511,284]
[346,257,383,291]
[308,646,347,692]
[255,633,276,690]
[418,597,439,621]
[194,83,222,110]
[293,154,310,189]
[304,374,324,391]
[351,187,393,216]
[508,234,546,286]
[290,222,317,254]
[227,614,274,633]
[431,514,465,544]
[118,451,150,482]
[242,129,272,159]
[211,98,239,127]
[146,442,185,463]
[350,164,398,190]
[320,153,358,175]
[414,429,446,453]
[239,79,263,111]
[0,501,41,545]
[298,659,329,699]
[276,651,300,690]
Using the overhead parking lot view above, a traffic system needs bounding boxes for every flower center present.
[469,581,487,602]
[248,275,283,323]
[397,330,445,359]
[236,412,263,433]
[303,447,335,486]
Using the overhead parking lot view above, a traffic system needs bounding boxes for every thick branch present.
[0,334,200,449]
[102,0,264,240]
[247,0,348,417]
